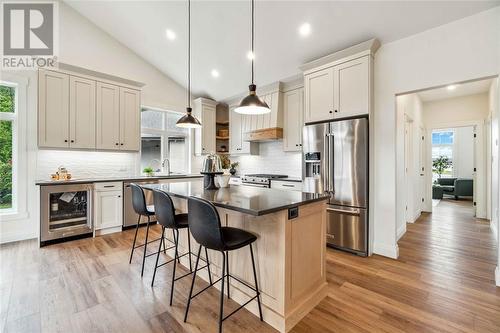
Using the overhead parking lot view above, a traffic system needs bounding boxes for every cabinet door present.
[333,56,369,118]
[69,76,96,149]
[94,190,123,230]
[202,104,216,154]
[38,70,70,148]
[119,87,141,151]
[304,67,334,123]
[283,88,304,152]
[240,114,252,154]
[96,82,120,150]
[229,106,242,154]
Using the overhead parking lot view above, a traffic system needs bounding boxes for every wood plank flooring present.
[1,198,499,332]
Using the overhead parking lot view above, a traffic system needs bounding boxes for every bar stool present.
[184,196,263,333]
[128,183,166,277]
[151,189,213,305]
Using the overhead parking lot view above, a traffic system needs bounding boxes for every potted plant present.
[432,156,451,179]
[229,162,239,176]
[143,166,154,177]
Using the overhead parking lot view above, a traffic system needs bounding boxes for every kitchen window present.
[140,108,190,174]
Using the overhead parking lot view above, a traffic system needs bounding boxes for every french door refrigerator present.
[302,117,368,256]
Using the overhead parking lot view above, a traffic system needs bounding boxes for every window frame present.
[431,128,455,179]
[0,73,28,221]
[139,106,192,174]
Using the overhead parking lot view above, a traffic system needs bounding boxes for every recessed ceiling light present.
[447,85,456,91]
[165,29,176,41]
[298,23,311,37]
[211,69,220,78]
[247,51,255,60]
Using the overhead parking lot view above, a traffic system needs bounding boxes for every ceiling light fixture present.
[176,0,202,128]
[298,23,311,37]
[211,69,220,78]
[447,85,456,91]
[235,0,270,115]
[165,29,176,41]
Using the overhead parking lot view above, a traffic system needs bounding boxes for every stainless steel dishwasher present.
[123,180,158,227]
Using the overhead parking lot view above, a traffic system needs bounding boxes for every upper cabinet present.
[283,87,304,152]
[193,98,217,155]
[229,105,258,155]
[38,65,143,151]
[301,39,378,124]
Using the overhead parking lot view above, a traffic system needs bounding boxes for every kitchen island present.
[141,181,329,333]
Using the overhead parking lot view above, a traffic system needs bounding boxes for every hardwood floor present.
[1,199,499,332]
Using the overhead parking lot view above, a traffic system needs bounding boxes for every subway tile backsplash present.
[231,141,302,177]
[36,150,139,180]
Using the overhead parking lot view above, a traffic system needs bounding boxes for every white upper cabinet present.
[38,65,142,151]
[69,76,96,149]
[304,67,334,123]
[38,70,70,148]
[333,56,369,118]
[119,87,141,151]
[96,82,120,150]
[193,98,217,155]
[283,87,304,152]
[229,105,258,155]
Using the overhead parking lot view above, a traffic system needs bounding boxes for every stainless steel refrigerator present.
[302,117,368,256]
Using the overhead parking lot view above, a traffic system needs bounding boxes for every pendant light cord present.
[187,0,191,109]
[251,0,254,85]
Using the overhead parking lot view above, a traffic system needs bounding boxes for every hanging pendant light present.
[176,0,202,128]
[234,0,270,115]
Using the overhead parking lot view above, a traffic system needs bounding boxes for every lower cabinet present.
[94,182,123,235]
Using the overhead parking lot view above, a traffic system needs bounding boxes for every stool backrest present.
[153,189,177,229]
[129,183,149,216]
[187,196,224,251]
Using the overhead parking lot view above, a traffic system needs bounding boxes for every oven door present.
[40,183,93,244]
[241,182,270,188]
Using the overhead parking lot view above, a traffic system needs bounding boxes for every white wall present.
[373,7,500,258]
[490,79,499,243]
[0,2,188,244]
[423,93,490,126]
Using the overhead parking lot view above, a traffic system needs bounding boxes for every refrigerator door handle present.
[326,207,361,216]
[328,133,334,194]
[324,132,329,192]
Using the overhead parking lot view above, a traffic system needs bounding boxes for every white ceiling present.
[65,0,500,101]
[418,78,493,102]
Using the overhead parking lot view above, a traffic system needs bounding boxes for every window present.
[140,108,190,174]
[0,84,16,212]
[432,129,454,181]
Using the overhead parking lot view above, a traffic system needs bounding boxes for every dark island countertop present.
[141,180,329,216]
[35,174,203,186]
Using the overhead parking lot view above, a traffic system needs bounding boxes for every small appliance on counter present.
[201,153,223,190]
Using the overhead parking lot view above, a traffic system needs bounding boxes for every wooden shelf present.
[216,136,229,140]
[216,151,230,154]
[216,121,229,125]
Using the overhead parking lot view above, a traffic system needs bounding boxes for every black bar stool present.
[184,197,263,333]
[151,189,213,305]
[128,183,166,277]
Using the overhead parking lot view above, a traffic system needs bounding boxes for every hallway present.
[293,199,500,333]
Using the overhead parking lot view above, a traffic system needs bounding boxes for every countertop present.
[35,174,203,186]
[141,180,328,216]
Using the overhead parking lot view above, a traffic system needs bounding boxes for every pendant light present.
[176,0,202,128]
[234,0,270,115]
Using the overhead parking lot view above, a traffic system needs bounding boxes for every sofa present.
[435,178,473,199]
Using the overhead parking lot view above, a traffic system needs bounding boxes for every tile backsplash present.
[36,150,139,180]
[231,141,302,177]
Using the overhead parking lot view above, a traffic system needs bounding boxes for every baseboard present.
[410,211,421,223]
[373,242,399,259]
[495,266,500,287]
[491,221,498,242]
[396,224,406,241]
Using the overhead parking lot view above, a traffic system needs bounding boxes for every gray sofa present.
[435,178,473,199]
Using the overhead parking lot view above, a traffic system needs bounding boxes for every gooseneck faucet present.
[161,158,171,175]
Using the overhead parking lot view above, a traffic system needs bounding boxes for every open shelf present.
[216,121,229,125]
[216,136,229,140]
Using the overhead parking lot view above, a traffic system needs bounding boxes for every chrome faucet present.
[161,158,171,175]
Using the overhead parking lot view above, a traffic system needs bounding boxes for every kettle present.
[201,153,222,173]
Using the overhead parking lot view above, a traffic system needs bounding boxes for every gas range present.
[240,174,288,188]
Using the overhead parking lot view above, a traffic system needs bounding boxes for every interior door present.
[69,76,96,149]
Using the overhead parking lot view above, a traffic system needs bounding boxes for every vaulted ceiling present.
[65,1,499,101]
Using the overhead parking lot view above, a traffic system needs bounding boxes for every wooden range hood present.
[244,127,283,142]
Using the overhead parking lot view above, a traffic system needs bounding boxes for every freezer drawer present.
[326,205,367,255]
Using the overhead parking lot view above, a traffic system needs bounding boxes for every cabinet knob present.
[115,143,119,145]
[329,111,333,114]
[120,143,124,146]
[334,110,338,113]
[64,139,68,143]
[295,144,298,147]
[70,140,74,143]
[118,195,121,198]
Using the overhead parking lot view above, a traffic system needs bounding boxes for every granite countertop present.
[141,180,328,216]
[35,174,203,186]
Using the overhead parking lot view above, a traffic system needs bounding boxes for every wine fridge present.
[40,183,93,246]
